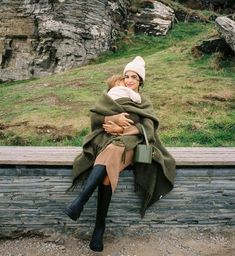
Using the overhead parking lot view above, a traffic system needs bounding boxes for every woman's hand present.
[116,113,134,127]
[103,121,124,135]
[105,113,134,128]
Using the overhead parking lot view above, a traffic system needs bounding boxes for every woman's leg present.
[102,175,111,185]
[94,144,134,191]
[64,165,107,221]
[89,183,112,252]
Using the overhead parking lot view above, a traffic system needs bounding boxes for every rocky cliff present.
[0,0,176,82]
[0,0,129,82]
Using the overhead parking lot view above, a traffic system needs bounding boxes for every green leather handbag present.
[134,125,153,164]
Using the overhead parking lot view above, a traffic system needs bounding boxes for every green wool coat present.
[72,93,176,217]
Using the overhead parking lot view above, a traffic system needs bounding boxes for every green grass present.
[97,22,212,62]
[0,22,234,146]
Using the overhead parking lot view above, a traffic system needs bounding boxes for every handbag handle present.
[140,124,149,146]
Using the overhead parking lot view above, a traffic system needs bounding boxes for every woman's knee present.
[103,175,111,185]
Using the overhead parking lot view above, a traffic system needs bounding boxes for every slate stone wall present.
[0,165,234,238]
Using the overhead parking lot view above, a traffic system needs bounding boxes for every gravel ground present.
[0,228,234,256]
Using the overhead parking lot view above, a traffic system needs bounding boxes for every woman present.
[64,56,176,252]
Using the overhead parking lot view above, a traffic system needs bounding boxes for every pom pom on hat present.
[123,56,145,81]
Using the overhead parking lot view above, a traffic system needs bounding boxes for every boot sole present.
[89,227,105,252]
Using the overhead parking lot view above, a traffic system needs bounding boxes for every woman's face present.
[124,71,140,92]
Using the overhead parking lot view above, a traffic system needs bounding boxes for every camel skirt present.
[94,143,134,192]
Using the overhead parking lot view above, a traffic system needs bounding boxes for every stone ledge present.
[0,146,235,166]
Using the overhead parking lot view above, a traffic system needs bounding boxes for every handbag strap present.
[140,124,149,146]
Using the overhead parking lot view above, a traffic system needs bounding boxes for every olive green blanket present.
[72,93,176,217]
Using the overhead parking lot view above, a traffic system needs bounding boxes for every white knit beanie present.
[123,56,145,81]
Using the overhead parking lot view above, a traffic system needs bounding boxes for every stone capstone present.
[215,16,235,53]
[131,1,175,36]
[0,0,129,82]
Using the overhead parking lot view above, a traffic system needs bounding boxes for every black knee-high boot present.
[89,184,112,252]
[64,165,107,221]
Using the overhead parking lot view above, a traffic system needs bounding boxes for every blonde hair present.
[106,75,125,91]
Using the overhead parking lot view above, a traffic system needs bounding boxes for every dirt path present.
[0,228,234,256]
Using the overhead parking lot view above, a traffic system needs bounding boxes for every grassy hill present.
[0,22,234,147]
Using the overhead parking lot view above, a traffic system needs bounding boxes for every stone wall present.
[0,0,129,82]
[0,165,234,238]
